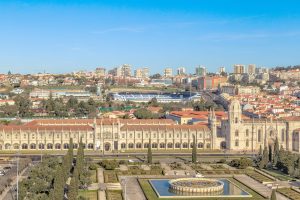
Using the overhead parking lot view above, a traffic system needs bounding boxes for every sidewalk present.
[97,167,106,200]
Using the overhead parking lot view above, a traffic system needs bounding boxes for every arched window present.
[22,143,28,149]
[39,143,45,149]
[30,143,36,149]
[88,143,94,149]
[235,117,238,123]
[281,129,285,142]
[175,143,181,148]
[144,143,149,148]
[246,129,249,137]
[128,143,134,148]
[73,143,78,149]
[258,130,261,142]
[206,143,211,149]
[47,143,53,149]
[235,130,239,137]
[198,142,204,148]
[55,143,61,149]
[152,143,158,148]
[136,143,142,148]
[160,143,165,148]
[64,143,69,149]
[167,143,173,148]
[121,143,126,149]
[246,139,249,147]
[235,140,239,147]
[182,142,188,148]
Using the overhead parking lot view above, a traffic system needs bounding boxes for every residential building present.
[195,66,206,76]
[164,68,173,77]
[234,64,245,74]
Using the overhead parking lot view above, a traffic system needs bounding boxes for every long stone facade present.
[1,99,300,153]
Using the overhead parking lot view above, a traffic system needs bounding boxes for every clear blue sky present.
[1,0,300,74]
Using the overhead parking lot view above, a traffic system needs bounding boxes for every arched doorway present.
[220,141,226,149]
[104,143,111,151]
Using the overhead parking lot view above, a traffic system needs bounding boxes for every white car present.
[195,173,204,178]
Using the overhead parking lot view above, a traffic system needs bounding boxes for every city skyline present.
[1,0,300,74]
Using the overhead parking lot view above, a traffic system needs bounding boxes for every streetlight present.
[121,178,127,200]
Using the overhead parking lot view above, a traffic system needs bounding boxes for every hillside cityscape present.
[1,1,300,200]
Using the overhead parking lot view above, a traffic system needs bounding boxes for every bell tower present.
[227,99,242,150]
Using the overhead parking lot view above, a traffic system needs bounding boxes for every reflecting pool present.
[149,178,252,198]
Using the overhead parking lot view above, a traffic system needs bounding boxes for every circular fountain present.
[169,178,224,193]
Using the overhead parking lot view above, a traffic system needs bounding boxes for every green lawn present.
[78,190,98,200]
[138,178,267,200]
[246,170,274,183]
[277,188,300,200]
[262,169,293,181]
[90,170,97,183]
[106,190,123,200]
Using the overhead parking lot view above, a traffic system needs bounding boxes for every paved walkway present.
[121,177,146,200]
[97,167,106,200]
[0,167,28,200]
[235,174,289,200]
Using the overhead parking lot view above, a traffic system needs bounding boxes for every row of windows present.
[234,129,286,143]
[1,133,94,139]
[121,133,208,139]
[2,143,94,150]
[120,142,210,149]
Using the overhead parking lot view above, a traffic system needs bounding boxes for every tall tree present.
[259,146,269,169]
[68,176,78,200]
[53,166,65,200]
[147,138,152,164]
[274,137,280,165]
[270,189,277,200]
[192,135,197,163]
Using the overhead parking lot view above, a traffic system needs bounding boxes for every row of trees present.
[256,137,300,177]
[19,138,91,200]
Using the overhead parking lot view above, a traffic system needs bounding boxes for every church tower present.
[227,99,242,150]
[208,108,217,149]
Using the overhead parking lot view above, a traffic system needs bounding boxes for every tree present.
[192,135,197,163]
[148,97,159,107]
[273,137,280,165]
[259,146,269,169]
[270,189,277,200]
[53,166,65,200]
[14,95,32,117]
[147,138,152,164]
[150,73,162,79]
[134,108,159,119]
[68,176,78,200]
[66,96,78,109]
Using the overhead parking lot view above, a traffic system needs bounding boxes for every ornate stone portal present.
[169,178,224,193]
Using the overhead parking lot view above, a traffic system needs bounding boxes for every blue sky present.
[1,0,300,74]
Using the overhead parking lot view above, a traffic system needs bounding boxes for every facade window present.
[161,134,164,138]
[184,134,187,138]
[246,139,249,147]
[129,133,133,138]
[137,133,140,138]
[169,133,172,138]
[177,134,179,138]
[57,134,59,139]
[49,133,52,138]
[146,133,148,138]
[6,134,9,138]
[235,117,238,123]
[23,134,26,139]
[235,130,239,137]
[153,134,156,138]
[65,134,68,138]
[15,134,18,139]
[281,129,285,142]
[122,134,125,138]
[235,140,239,147]
[90,134,93,139]
[258,130,261,142]
[246,129,249,137]
[32,134,35,139]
